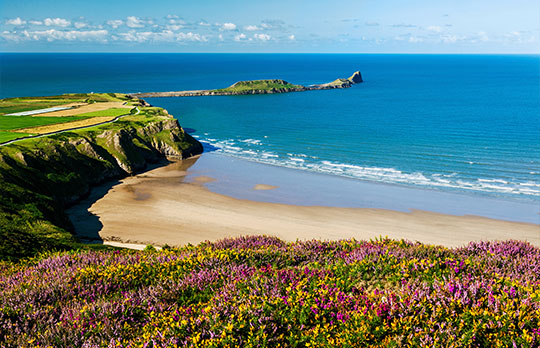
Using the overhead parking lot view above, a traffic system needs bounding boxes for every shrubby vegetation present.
[0,236,538,347]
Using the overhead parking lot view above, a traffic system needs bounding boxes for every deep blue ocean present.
[1,53,539,202]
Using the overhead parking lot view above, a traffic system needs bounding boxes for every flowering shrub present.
[0,236,539,347]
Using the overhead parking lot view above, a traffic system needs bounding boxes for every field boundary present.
[0,107,139,147]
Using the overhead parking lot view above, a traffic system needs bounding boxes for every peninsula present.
[131,71,363,98]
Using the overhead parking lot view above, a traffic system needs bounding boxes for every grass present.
[76,107,131,118]
[0,95,134,136]
[0,93,132,116]
[214,79,303,93]
[0,95,88,116]
[15,116,120,134]
[0,115,89,131]
[0,131,34,143]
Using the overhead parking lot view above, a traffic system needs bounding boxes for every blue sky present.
[1,0,538,53]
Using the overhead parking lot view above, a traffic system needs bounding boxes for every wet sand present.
[67,157,540,248]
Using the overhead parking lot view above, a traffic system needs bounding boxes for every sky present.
[1,0,539,53]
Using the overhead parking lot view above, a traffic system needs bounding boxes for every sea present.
[1,53,539,211]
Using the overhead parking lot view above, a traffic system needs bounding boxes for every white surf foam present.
[201,137,540,199]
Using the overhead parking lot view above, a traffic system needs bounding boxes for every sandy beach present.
[68,157,540,249]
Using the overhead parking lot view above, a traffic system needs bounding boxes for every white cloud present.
[115,30,206,43]
[199,21,210,27]
[44,18,71,27]
[254,33,271,41]
[168,18,185,25]
[126,16,145,28]
[408,36,423,43]
[177,32,206,42]
[6,17,26,26]
[74,22,88,29]
[260,20,286,31]
[107,20,123,28]
[221,22,236,31]
[288,34,295,40]
[474,31,489,43]
[3,29,109,42]
[29,20,43,25]
[427,25,442,33]
[218,34,224,41]
[440,34,458,43]
[503,30,535,43]
[244,25,260,31]
[234,33,247,41]
[167,24,184,31]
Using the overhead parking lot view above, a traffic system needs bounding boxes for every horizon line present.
[1,51,539,55]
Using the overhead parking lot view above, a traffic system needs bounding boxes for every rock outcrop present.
[348,71,363,84]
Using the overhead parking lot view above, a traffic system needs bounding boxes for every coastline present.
[67,153,540,249]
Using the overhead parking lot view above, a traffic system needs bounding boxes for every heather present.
[1,236,539,347]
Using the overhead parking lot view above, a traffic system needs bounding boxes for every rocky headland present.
[131,71,363,98]
[0,97,202,260]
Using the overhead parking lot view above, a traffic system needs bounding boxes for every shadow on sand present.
[66,156,202,246]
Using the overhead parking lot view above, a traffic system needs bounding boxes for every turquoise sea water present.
[1,53,539,203]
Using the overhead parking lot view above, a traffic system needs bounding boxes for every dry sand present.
[68,159,540,249]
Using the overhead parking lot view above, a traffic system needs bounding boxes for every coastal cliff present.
[0,103,202,260]
[132,71,363,98]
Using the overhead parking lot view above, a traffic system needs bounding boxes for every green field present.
[0,115,89,131]
[0,94,138,141]
[0,94,88,116]
[0,131,34,143]
[0,93,133,116]
[76,107,131,117]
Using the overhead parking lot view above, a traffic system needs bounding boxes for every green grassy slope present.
[0,132,33,143]
[0,93,202,261]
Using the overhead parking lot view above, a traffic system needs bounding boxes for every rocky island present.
[131,71,363,98]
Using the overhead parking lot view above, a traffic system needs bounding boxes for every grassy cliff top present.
[0,93,150,143]
[0,93,134,116]
[214,79,303,93]
[0,93,202,262]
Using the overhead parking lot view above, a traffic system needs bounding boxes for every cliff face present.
[0,114,202,260]
[348,71,363,84]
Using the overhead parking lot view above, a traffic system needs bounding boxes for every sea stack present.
[348,71,363,84]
